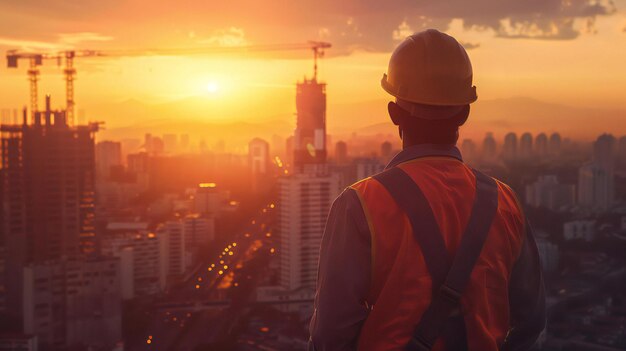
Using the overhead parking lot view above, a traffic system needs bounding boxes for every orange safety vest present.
[351,156,525,351]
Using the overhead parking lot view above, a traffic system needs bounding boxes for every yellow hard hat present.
[381,29,477,107]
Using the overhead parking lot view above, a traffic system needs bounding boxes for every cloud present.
[460,42,480,50]
[58,32,113,45]
[196,27,248,47]
[0,0,619,55]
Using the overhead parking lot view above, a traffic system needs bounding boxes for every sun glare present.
[206,81,219,93]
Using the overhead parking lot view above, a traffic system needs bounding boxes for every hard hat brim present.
[381,74,478,106]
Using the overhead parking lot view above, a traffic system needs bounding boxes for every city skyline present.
[0,1,626,145]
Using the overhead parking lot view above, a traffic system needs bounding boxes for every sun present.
[206,81,219,94]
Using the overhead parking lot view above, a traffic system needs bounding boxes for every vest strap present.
[372,167,449,289]
[373,167,498,351]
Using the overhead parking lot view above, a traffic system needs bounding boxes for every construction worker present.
[309,29,546,351]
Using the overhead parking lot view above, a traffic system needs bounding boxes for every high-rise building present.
[335,141,348,164]
[1,98,98,322]
[380,141,393,161]
[248,138,271,194]
[593,133,616,172]
[520,132,533,158]
[157,220,186,279]
[535,133,548,158]
[525,175,575,211]
[618,135,626,171]
[96,140,122,179]
[101,223,166,297]
[482,132,497,161]
[578,164,613,211]
[162,133,178,154]
[549,133,562,157]
[354,158,385,180]
[293,78,327,173]
[578,134,616,211]
[277,172,339,292]
[22,258,122,350]
[460,139,477,163]
[180,134,190,152]
[277,74,340,293]
[503,132,518,160]
[563,220,596,242]
[535,237,559,274]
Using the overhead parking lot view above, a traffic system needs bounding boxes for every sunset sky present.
[1,0,625,147]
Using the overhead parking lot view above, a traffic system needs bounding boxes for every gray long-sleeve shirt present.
[309,144,546,351]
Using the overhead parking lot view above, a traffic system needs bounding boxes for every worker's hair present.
[397,104,469,145]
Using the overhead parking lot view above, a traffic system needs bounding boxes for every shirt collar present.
[385,144,463,170]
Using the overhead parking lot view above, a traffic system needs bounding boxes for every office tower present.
[151,136,164,155]
[482,132,497,161]
[22,258,122,350]
[1,98,98,322]
[520,132,533,158]
[355,158,385,180]
[180,134,190,151]
[535,238,559,273]
[96,140,122,179]
[277,74,340,293]
[578,164,613,211]
[549,133,562,157]
[535,133,548,158]
[563,220,596,242]
[183,214,214,246]
[335,141,348,164]
[293,78,327,173]
[0,334,38,351]
[162,133,178,154]
[525,175,575,211]
[380,141,393,161]
[460,139,477,162]
[194,183,223,215]
[593,134,616,172]
[277,172,339,292]
[101,223,166,297]
[248,138,271,194]
[144,133,152,153]
[503,132,518,160]
[578,134,616,212]
[157,220,186,278]
[618,135,626,171]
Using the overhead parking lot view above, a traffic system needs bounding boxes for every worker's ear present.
[387,101,403,126]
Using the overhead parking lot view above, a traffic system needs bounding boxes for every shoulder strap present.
[374,167,499,351]
[372,167,449,289]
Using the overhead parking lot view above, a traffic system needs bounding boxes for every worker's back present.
[309,29,545,351]
[351,156,525,350]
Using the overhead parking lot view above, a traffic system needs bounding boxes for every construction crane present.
[6,41,331,125]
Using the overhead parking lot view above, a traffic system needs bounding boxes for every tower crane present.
[6,41,331,125]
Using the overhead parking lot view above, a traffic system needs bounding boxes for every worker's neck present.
[401,137,457,149]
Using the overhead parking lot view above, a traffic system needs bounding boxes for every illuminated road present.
[128,201,277,351]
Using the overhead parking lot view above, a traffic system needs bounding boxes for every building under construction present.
[0,96,99,323]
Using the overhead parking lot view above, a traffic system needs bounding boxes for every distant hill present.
[92,96,626,149]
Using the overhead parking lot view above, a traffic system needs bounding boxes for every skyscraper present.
[96,140,122,179]
[520,132,533,158]
[1,98,99,322]
[293,78,327,173]
[578,134,616,211]
[535,133,548,158]
[482,132,497,161]
[248,138,271,194]
[503,132,518,160]
[277,76,339,293]
[335,141,348,164]
[549,133,562,157]
[278,173,339,291]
